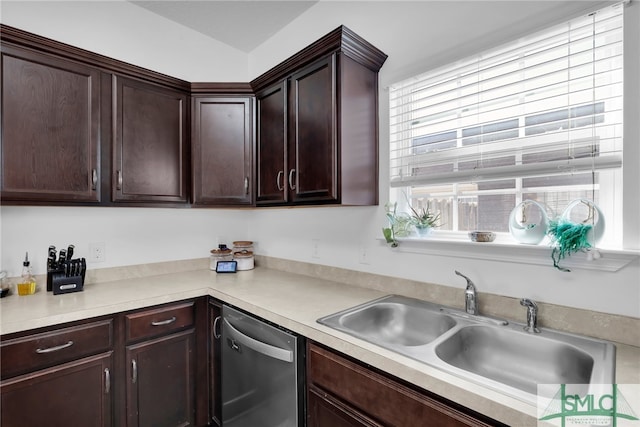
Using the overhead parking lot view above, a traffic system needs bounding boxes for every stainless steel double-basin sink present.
[317,295,616,405]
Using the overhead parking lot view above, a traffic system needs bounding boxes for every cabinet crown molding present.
[250,25,388,93]
[190,82,254,94]
[0,24,190,93]
[1,24,386,95]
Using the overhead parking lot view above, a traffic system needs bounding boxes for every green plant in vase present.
[382,202,412,247]
[408,205,440,237]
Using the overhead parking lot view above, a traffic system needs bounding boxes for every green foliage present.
[408,205,441,229]
[382,227,396,247]
[547,219,593,272]
[403,191,440,230]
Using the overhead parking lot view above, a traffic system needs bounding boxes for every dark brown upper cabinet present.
[112,75,189,204]
[0,43,101,203]
[0,25,192,207]
[256,82,287,204]
[191,96,253,206]
[289,55,337,204]
[252,26,387,207]
[1,24,385,209]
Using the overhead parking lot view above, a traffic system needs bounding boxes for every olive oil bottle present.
[17,252,36,296]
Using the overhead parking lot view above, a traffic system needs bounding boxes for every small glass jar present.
[0,270,10,298]
[210,245,233,270]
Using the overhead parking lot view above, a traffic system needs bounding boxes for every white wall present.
[247,206,640,317]
[0,206,250,276]
[0,0,249,82]
[1,1,638,318]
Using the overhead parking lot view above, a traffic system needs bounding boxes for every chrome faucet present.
[520,298,540,333]
[455,270,477,315]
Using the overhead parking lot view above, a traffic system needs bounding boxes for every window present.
[389,4,624,248]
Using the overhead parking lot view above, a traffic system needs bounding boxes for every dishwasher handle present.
[223,318,293,363]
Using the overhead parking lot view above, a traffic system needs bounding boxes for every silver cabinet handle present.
[151,316,176,326]
[244,177,249,195]
[213,316,221,339]
[36,340,74,354]
[91,169,98,191]
[288,169,296,190]
[116,170,123,190]
[132,359,137,384]
[276,171,284,191]
[104,368,110,394]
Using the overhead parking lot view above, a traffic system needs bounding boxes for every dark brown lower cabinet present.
[307,342,506,427]
[126,326,196,427]
[0,299,206,427]
[309,386,382,427]
[1,301,510,427]
[1,352,113,427]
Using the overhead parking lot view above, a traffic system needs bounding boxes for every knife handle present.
[58,249,67,263]
[47,246,57,270]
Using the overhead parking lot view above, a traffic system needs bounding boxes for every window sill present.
[377,233,639,272]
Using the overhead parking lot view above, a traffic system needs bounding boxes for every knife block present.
[46,267,62,292]
[47,258,86,295]
[51,273,84,295]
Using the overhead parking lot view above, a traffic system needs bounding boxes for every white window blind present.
[389,4,623,189]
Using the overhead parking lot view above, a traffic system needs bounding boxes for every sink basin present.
[338,302,456,346]
[317,296,455,347]
[435,325,594,395]
[317,295,616,405]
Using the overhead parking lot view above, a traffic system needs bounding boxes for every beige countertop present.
[1,265,638,426]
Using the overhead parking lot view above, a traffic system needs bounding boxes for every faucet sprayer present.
[520,298,540,333]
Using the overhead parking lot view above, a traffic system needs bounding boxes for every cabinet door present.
[256,82,287,205]
[112,75,188,203]
[126,329,195,427]
[1,352,113,427]
[0,45,100,203]
[192,97,253,205]
[209,299,222,426]
[289,55,337,204]
[308,343,503,427]
[308,386,382,427]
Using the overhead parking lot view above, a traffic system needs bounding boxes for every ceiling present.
[129,1,318,53]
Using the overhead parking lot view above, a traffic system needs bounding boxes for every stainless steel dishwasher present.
[221,305,305,427]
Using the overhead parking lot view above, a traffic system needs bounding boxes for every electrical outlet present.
[311,239,320,259]
[358,245,370,265]
[89,242,106,263]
